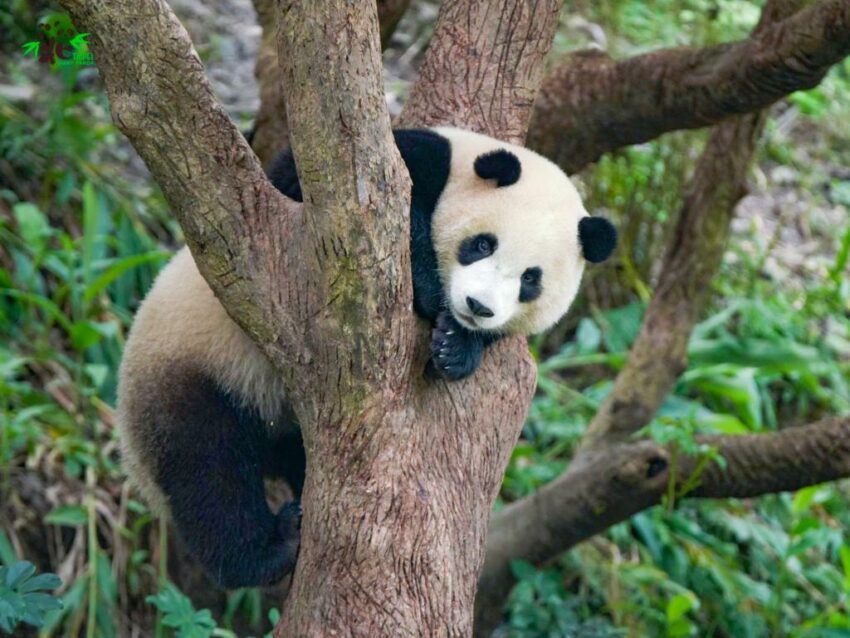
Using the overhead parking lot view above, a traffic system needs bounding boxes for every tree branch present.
[396,0,561,143]
[249,0,411,167]
[58,0,297,350]
[273,1,561,634]
[691,416,850,498]
[476,415,850,634]
[580,110,765,447]
[259,0,413,409]
[528,0,850,173]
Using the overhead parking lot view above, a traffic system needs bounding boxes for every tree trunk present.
[58,0,559,635]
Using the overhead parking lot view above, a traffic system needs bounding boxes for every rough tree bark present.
[249,0,411,168]
[396,0,561,143]
[528,0,850,173]
[60,0,560,635]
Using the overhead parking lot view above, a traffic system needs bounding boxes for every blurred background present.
[0,0,848,636]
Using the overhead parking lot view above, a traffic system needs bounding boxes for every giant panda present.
[117,127,616,589]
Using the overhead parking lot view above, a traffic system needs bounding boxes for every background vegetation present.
[1,0,848,636]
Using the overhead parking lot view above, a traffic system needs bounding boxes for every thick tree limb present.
[691,417,850,498]
[396,0,561,143]
[528,0,850,173]
[272,1,563,635]
[476,416,850,635]
[58,0,296,349]
[580,110,766,447]
[250,0,411,167]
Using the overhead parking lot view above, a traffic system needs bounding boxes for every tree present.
[55,0,850,635]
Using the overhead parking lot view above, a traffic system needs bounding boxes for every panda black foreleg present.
[426,310,500,381]
[154,372,300,589]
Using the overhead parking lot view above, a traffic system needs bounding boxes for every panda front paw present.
[426,311,484,381]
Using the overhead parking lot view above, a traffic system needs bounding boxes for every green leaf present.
[147,584,217,638]
[82,181,99,286]
[598,302,644,352]
[575,318,602,355]
[44,505,88,527]
[69,321,103,351]
[840,545,850,593]
[0,289,73,332]
[0,561,62,633]
[667,593,696,622]
[83,250,170,303]
[13,203,51,256]
[18,573,62,594]
[509,560,538,582]
[4,561,35,589]
[789,88,829,117]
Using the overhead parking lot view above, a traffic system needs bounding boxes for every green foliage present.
[147,585,222,638]
[554,0,763,55]
[504,561,622,638]
[0,560,62,634]
[146,584,280,638]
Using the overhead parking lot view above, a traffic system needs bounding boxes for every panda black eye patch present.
[519,267,542,303]
[458,233,498,265]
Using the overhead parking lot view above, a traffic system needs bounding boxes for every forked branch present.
[529,0,850,173]
[397,0,561,143]
[58,0,294,348]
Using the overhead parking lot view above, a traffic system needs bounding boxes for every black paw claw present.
[427,311,484,381]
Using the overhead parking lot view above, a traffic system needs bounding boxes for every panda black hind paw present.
[233,501,301,587]
[276,500,302,539]
[426,311,484,381]
[211,507,301,589]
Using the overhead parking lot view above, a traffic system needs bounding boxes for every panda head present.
[432,127,617,336]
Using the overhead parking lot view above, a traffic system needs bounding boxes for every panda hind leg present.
[150,369,301,589]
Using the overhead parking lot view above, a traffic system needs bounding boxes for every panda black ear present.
[579,216,617,263]
[474,149,521,187]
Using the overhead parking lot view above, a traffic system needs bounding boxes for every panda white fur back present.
[117,248,287,514]
[117,127,616,588]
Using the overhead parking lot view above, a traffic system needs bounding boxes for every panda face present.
[442,208,585,335]
[431,127,615,336]
[445,231,543,332]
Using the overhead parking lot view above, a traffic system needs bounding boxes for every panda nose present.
[466,296,494,318]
